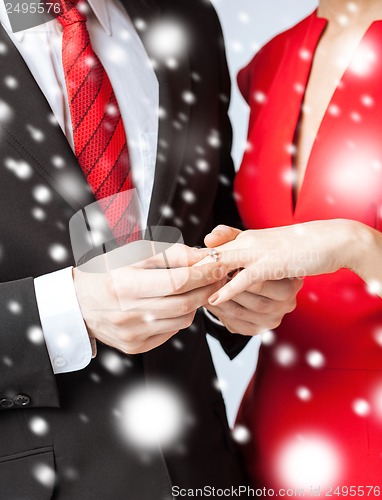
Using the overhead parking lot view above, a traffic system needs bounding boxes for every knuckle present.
[255,297,273,314]
[285,298,297,313]
[242,325,258,336]
[270,317,282,330]
[113,313,127,327]
[126,345,141,355]
[125,331,141,344]
[223,305,236,320]
[225,320,242,334]
[181,312,195,329]
[274,268,286,280]
[225,323,237,334]
[178,298,194,315]
[277,289,291,302]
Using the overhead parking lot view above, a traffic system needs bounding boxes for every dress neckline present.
[291,10,382,216]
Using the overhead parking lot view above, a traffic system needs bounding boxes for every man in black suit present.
[0,0,300,497]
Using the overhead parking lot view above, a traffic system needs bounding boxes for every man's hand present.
[205,279,302,336]
[204,226,303,335]
[73,243,227,354]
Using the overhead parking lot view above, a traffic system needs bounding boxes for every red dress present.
[235,11,382,496]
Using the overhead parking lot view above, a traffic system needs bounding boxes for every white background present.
[208,0,318,426]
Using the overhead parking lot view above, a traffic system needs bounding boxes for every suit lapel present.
[1,1,192,223]
[121,0,192,228]
[0,27,95,212]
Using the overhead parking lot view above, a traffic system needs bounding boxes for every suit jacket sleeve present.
[203,5,251,358]
[0,278,60,410]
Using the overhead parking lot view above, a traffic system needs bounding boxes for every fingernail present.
[208,293,219,305]
[214,225,227,232]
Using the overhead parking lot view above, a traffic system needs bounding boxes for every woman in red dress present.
[205,0,382,495]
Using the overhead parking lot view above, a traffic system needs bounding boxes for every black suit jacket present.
[0,0,249,498]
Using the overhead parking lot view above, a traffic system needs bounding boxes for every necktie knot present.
[57,0,87,27]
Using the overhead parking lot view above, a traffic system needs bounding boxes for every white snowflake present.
[90,373,101,383]
[29,417,49,436]
[118,383,189,450]
[352,399,370,417]
[166,57,178,70]
[296,386,312,401]
[182,91,196,105]
[253,91,266,104]
[237,11,250,24]
[213,377,228,392]
[134,18,146,31]
[26,124,45,142]
[4,158,33,180]
[157,107,167,120]
[361,94,374,107]
[49,244,68,262]
[0,100,13,122]
[47,113,59,126]
[261,330,276,345]
[4,76,18,89]
[207,130,221,149]
[299,49,311,61]
[100,351,125,376]
[33,185,52,204]
[182,190,196,203]
[147,20,187,59]
[196,159,209,172]
[367,280,382,296]
[27,326,44,344]
[347,2,358,13]
[3,356,13,367]
[337,14,349,26]
[232,425,251,444]
[373,328,382,347]
[8,300,22,314]
[277,435,341,490]
[33,464,55,488]
[172,339,184,350]
[350,111,362,123]
[160,205,174,218]
[306,350,325,368]
[31,207,46,221]
[51,155,65,168]
[274,344,297,367]
[218,175,230,186]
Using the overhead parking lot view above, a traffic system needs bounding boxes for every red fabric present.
[235,11,382,496]
[58,0,139,242]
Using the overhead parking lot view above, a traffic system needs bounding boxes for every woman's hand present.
[205,219,379,305]
[205,278,303,336]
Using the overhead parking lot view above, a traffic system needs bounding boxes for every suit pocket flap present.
[0,447,55,500]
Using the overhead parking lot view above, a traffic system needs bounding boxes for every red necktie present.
[58,0,140,243]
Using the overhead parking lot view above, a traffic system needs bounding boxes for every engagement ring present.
[208,248,219,262]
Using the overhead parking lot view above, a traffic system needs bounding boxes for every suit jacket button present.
[14,394,31,406]
[0,398,14,409]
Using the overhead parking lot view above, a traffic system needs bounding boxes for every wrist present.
[340,219,374,276]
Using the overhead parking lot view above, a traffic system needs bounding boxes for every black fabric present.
[0,0,250,497]
[204,313,251,360]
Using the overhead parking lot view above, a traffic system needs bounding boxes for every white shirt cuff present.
[203,307,226,328]
[34,267,94,374]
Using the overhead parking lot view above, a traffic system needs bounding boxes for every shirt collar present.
[0,0,111,42]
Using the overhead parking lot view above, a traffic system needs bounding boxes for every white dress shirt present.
[0,0,159,373]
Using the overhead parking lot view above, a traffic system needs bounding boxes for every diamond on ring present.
[208,248,219,262]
